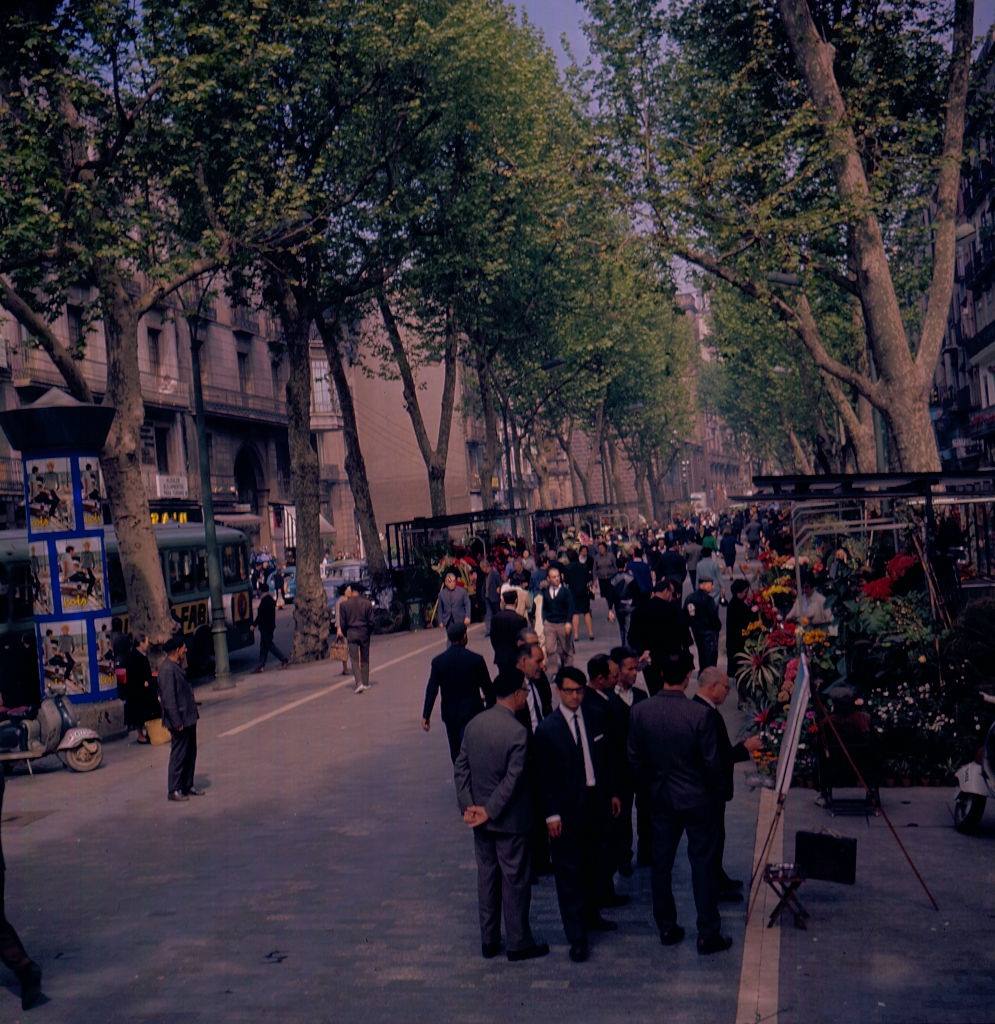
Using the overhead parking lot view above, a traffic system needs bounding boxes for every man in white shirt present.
[534,667,621,963]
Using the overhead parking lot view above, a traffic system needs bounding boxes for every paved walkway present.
[1,604,757,1023]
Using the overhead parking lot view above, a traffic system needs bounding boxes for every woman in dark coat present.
[563,548,595,642]
[125,635,160,743]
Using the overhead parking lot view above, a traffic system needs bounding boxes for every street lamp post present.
[186,302,233,690]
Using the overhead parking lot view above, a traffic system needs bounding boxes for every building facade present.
[932,25,995,469]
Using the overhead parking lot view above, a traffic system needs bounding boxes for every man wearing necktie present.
[535,667,622,963]
[507,636,553,878]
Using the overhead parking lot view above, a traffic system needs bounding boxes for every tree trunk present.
[472,341,501,511]
[633,462,652,524]
[94,266,173,644]
[274,282,328,662]
[604,434,622,506]
[557,426,592,504]
[777,0,971,473]
[645,456,664,522]
[377,292,458,517]
[314,312,389,584]
[786,427,815,475]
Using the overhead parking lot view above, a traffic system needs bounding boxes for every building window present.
[155,426,170,473]
[237,351,251,392]
[147,327,161,378]
[311,359,336,413]
[67,305,85,350]
[271,360,282,401]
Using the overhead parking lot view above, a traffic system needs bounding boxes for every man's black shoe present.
[167,791,189,802]
[602,893,630,908]
[569,942,589,963]
[585,916,618,932]
[185,787,206,797]
[697,934,734,955]
[481,941,502,959]
[507,942,549,962]
[659,925,685,946]
[19,962,42,1011]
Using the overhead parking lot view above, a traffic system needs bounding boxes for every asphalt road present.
[1,601,758,1024]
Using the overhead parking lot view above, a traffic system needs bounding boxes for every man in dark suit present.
[422,623,494,763]
[609,646,649,874]
[513,633,553,736]
[628,578,692,696]
[535,667,622,963]
[693,667,762,899]
[490,591,528,674]
[0,772,43,1009]
[159,635,202,803]
[628,651,732,955]
[454,672,549,963]
[725,579,757,680]
[583,653,630,903]
[507,635,554,879]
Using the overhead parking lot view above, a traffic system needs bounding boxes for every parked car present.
[267,565,297,602]
[324,559,405,633]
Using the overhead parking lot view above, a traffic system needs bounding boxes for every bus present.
[0,525,254,703]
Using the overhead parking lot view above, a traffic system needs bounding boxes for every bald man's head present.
[697,667,732,706]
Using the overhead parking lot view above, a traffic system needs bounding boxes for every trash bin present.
[407,599,423,630]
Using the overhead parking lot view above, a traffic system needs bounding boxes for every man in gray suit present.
[454,669,549,963]
[437,570,471,640]
[159,635,202,803]
[628,650,731,955]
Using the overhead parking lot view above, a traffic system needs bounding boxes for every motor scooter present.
[953,692,995,833]
[0,683,103,773]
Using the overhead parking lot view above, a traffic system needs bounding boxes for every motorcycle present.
[0,683,103,774]
[953,692,995,834]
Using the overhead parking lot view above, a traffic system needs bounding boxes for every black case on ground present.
[794,830,857,885]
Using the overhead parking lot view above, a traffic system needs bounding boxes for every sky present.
[518,0,995,68]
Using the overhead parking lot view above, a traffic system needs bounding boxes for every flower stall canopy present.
[385,506,529,570]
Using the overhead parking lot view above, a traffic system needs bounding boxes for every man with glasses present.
[535,667,622,963]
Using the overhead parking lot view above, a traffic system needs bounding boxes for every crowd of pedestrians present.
[427,511,776,963]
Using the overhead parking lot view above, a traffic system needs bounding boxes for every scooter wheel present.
[61,741,103,773]
[953,792,985,833]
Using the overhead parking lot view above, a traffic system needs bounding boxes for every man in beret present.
[158,636,202,803]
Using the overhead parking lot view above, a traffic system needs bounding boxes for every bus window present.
[167,550,196,595]
[107,552,127,608]
[222,543,247,586]
[194,548,208,590]
[0,563,9,622]
[11,564,32,621]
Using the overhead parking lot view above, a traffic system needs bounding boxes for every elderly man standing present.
[454,672,549,963]
[159,635,202,803]
[692,667,762,900]
[438,569,471,640]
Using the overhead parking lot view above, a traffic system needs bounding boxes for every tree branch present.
[916,0,974,377]
[0,276,93,402]
[376,289,433,468]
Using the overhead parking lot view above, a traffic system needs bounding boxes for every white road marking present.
[219,630,472,738]
[736,787,784,1024]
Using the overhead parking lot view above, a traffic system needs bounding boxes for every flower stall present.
[734,472,995,789]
